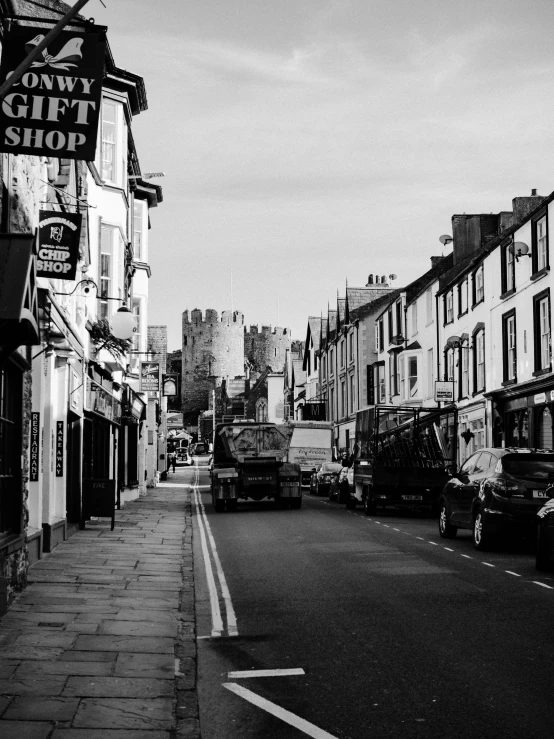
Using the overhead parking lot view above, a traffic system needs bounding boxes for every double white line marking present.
[193,465,238,637]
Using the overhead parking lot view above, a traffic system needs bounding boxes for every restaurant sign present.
[0,25,105,160]
[37,210,81,279]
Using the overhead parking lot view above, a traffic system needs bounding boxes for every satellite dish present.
[513,241,529,256]
[389,274,397,281]
[439,234,453,246]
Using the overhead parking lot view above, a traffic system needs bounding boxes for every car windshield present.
[322,463,342,473]
[501,454,554,480]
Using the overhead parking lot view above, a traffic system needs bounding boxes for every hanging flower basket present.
[89,319,132,361]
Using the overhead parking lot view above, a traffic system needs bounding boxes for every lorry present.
[351,405,458,514]
[210,420,302,512]
[285,420,334,486]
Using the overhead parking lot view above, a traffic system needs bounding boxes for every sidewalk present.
[0,474,200,739]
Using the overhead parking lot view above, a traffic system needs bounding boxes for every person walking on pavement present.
[171,452,177,473]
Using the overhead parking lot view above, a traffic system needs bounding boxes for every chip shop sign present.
[37,210,81,279]
[0,26,105,160]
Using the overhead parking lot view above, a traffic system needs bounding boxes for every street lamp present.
[110,305,136,340]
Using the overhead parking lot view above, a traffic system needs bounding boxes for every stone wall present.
[182,309,245,419]
[147,325,167,374]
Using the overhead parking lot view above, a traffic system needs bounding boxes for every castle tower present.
[244,324,292,382]
[181,309,245,420]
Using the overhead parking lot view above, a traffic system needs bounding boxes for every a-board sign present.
[81,478,115,531]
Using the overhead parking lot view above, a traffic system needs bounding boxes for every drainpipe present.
[435,292,441,409]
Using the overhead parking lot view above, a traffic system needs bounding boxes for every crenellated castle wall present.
[244,324,291,377]
[182,309,245,418]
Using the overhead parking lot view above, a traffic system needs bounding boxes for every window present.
[389,352,398,397]
[387,308,393,342]
[340,341,345,368]
[349,333,353,362]
[427,348,434,398]
[340,380,345,417]
[408,356,418,398]
[99,225,113,320]
[329,387,335,421]
[474,330,485,391]
[132,199,146,261]
[395,301,402,339]
[534,290,551,372]
[378,319,384,353]
[501,244,515,295]
[446,348,454,382]
[100,97,128,187]
[350,374,355,413]
[330,348,334,375]
[461,342,469,397]
[410,303,418,336]
[473,265,484,305]
[426,288,433,325]
[458,279,468,315]
[377,364,386,404]
[322,355,326,380]
[445,290,453,324]
[256,398,268,422]
[400,357,406,398]
[533,215,549,273]
[130,298,141,371]
[502,310,516,382]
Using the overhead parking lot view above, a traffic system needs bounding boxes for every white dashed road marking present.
[505,571,521,577]
[532,581,554,589]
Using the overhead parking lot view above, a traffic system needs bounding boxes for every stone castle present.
[181,309,291,421]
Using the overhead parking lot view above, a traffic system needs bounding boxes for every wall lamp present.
[54,279,136,340]
[509,241,531,262]
[446,335,462,349]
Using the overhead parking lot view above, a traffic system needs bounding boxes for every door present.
[65,413,82,524]
[449,453,479,525]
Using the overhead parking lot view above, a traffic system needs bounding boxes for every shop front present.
[457,400,487,465]
[82,364,121,526]
[489,377,554,450]
[118,385,146,505]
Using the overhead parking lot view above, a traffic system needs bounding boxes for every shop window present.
[532,213,549,275]
[537,406,553,449]
[533,289,551,373]
[505,410,529,448]
[501,243,515,295]
[502,310,517,382]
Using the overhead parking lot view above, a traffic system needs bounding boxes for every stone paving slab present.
[0,482,200,737]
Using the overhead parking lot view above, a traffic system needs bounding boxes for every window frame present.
[473,328,486,393]
[532,211,549,276]
[533,288,551,374]
[502,309,517,383]
[472,264,484,307]
[501,243,515,297]
[458,279,468,317]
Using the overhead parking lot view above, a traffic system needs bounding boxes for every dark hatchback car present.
[536,497,554,570]
[309,462,343,496]
[438,448,554,550]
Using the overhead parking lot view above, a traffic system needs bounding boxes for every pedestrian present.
[171,453,176,473]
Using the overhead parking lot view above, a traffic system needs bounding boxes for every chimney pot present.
[368,274,374,284]
[532,188,538,196]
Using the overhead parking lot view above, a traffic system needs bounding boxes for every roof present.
[406,254,454,304]
[292,359,306,387]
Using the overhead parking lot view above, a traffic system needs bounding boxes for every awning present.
[0,233,40,346]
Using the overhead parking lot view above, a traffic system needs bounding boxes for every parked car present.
[193,442,208,455]
[177,449,192,466]
[329,465,353,504]
[438,448,554,550]
[309,462,343,496]
[536,495,554,570]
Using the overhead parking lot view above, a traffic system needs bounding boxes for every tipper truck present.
[210,420,302,511]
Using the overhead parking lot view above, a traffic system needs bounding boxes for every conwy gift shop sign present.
[0,25,105,160]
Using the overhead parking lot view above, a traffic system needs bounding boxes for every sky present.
[83,0,554,351]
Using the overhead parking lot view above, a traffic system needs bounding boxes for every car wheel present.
[213,497,225,512]
[473,508,493,550]
[536,527,551,571]
[364,493,376,516]
[438,502,458,539]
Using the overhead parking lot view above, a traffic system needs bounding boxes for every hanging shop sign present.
[37,210,81,279]
[303,403,326,421]
[140,361,160,392]
[0,25,105,160]
[435,381,454,403]
[30,411,40,482]
[162,373,178,396]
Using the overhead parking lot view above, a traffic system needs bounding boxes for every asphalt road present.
[189,461,554,739]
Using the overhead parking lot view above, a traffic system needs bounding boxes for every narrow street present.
[190,460,554,739]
